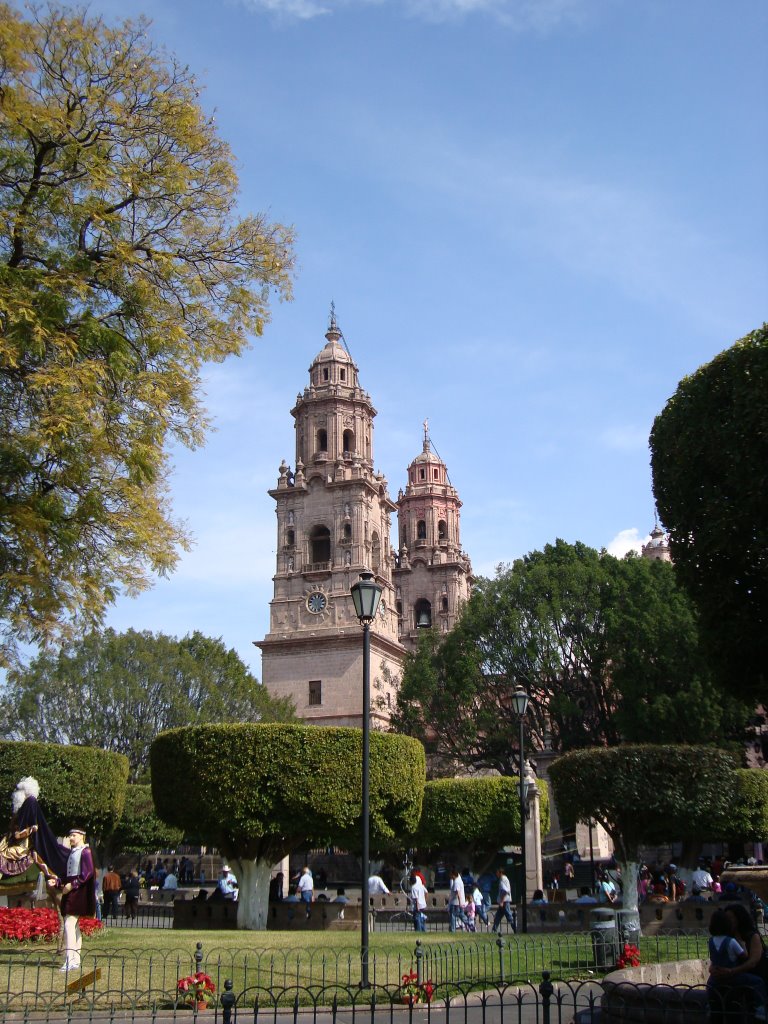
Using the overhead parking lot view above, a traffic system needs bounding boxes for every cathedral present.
[257,311,473,727]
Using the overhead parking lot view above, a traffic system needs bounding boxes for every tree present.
[391,541,744,775]
[150,724,426,929]
[0,4,295,666]
[100,784,183,864]
[0,628,295,781]
[549,745,737,933]
[650,325,768,704]
[0,739,128,837]
[413,776,550,875]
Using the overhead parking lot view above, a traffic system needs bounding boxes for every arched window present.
[414,599,432,630]
[310,525,331,565]
[286,529,295,546]
[317,429,328,453]
[343,429,355,454]
[343,523,352,540]
[441,597,449,612]
[438,520,447,541]
[417,520,426,539]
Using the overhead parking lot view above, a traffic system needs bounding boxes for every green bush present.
[730,769,768,840]
[416,775,550,853]
[106,784,184,856]
[150,724,425,860]
[0,740,128,837]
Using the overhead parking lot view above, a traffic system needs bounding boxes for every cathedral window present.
[309,680,322,706]
[317,429,328,452]
[442,597,448,612]
[343,429,354,454]
[438,520,447,541]
[417,520,426,539]
[434,469,439,479]
[419,469,425,480]
[310,525,331,564]
[340,368,346,381]
[343,523,352,540]
[323,368,329,381]
[286,529,295,546]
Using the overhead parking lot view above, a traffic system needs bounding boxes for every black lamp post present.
[350,570,382,988]
[511,686,530,934]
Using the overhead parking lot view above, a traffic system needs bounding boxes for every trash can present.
[590,907,619,969]
[616,909,640,948]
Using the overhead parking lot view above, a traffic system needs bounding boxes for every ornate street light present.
[511,686,530,933]
[350,570,382,988]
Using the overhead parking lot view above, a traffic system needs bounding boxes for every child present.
[708,908,746,971]
[464,892,476,932]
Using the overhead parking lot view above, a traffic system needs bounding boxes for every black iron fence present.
[0,932,729,1021]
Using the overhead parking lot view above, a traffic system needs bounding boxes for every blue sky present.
[83,0,767,675]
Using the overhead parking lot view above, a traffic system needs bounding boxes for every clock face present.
[307,592,327,614]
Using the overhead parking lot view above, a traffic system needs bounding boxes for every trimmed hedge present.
[0,740,128,837]
[731,768,768,840]
[150,724,425,860]
[415,775,550,852]
[549,745,737,861]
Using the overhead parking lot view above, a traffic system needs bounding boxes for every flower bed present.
[0,907,102,942]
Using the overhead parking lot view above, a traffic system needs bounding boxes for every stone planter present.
[720,866,768,902]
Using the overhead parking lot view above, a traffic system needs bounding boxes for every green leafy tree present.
[0,4,295,665]
[0,628,295,781]
[391,541,742,775]
[151,723,426,929]
[413,776,550,875]
[549,745,737,934]
[101,784,183,864]
[0,739,128,838]
[650,325,768,704]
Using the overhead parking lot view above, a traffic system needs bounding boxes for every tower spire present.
[423,417,430,452]
[326,301,341,342]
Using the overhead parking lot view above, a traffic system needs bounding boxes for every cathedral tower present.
[257,311,404,726]
[393,423,472,651]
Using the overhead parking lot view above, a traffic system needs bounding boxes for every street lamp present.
[350,570,382,988]
[511,686,530,933]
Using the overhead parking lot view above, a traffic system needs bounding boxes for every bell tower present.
[257,309,405,726]
[393,422,472,651]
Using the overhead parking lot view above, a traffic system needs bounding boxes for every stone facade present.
[257,312,471,727]
[393,426,472,652]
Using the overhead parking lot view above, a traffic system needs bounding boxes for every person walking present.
[492,867,516,933]
[123,869,140,920]
[410,872,427,932]
[448,868,467,932]
[296,866,314,917]
[101,865,122,919]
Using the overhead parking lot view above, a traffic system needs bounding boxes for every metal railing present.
[0,931,718,1018]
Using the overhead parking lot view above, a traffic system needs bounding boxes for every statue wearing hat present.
[0,778,69,895]
[49,827,96,971]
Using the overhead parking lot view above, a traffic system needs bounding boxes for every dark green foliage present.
[413,776,550,870]
[730,769,768,840]
[0,739,128,837]
[391,541,743,775]
[0,628,295,780]
[150,724,425,862]
[651,325,768,703]
[549,745,737,862]
[106,785,183,856]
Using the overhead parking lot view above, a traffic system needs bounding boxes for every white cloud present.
[605,527,648,558]
[235,0,591,26]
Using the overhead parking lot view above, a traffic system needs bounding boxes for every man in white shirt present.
[368,874,390,895]
[692,863,714,891]
[296,866,313,917]
[217,866,238,900]
[448,868,467,932]
[410,873,427,932]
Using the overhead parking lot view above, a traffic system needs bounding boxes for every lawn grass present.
[0,926,710,1011]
